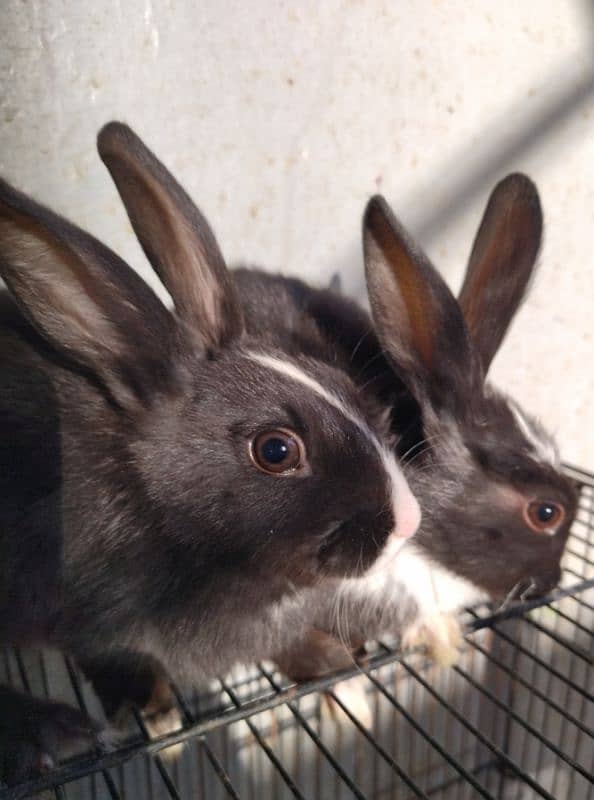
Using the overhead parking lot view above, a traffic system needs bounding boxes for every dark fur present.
[0,123,413,782]
[256,177,577,678]
[236,261,575,603]
[363,184,576,598]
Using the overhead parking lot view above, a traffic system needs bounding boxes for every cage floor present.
[2,464,593,800]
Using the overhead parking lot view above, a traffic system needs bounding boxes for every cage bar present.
[1,467,592,800]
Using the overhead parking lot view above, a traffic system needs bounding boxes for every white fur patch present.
[247,352,371,434]
[143,707,186,763]
[246,351,421,540]
[401,611,463,666]
[340,541,486,627]
[326,679,373,730]
[509,401,558,466]
[394,545,486,615]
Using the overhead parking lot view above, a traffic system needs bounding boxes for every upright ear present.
[458,173,542,372]
[328,272,342,293]
[97,122,244,349]
[0,177,175,410]
[363,195,479,413]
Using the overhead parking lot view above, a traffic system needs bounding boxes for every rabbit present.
[0,122,421,784]
[232,174,578,700]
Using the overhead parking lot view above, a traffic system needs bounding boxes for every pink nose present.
[394,477,421,539]
[397,498,421,539]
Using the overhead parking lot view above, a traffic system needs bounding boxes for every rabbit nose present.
[385,461,421,539]
[394,489,421,540]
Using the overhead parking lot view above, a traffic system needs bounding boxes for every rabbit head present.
[364,175,577,601]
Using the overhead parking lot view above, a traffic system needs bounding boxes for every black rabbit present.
[232,176,577,700]
[0,123,420,783]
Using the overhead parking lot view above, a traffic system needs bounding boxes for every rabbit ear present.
[0,177,176,409]
[363,195,478,412]
[458,174,542,372]
[328,272,342,293]
[97,122,244,349]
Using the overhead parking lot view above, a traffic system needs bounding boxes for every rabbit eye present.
[249,429,304,475]
[524,501,564,533]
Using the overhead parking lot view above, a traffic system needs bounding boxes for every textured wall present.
[1,0,593,466]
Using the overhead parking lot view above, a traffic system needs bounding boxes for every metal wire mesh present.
[2,463,593,800]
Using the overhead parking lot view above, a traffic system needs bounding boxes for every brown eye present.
[249,429,304,475]
[525,501,564,533]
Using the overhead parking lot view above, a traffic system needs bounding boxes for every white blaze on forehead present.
[246,351,421,540]
[509,401,559,467]
[247,351,359,428]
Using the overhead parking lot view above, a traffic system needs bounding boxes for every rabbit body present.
[0,123,420,782]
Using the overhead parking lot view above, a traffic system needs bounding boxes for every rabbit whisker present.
[358,370,394,394]
[401,432,446,462]
[353,346,393,382]
[405,458,469,476]
[349,330,371,363]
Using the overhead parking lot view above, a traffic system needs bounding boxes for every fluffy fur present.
[0,123,420,783]
[235,176,577,681]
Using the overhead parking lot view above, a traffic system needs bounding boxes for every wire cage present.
[2,462,593,800]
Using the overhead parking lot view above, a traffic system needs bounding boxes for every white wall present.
[1,0,593,466]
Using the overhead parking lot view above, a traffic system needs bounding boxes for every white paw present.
[401,612,462,667]
[323,677,373,730]
[143,706,185,763]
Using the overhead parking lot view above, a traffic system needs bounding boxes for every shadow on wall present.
[349,0,594,301]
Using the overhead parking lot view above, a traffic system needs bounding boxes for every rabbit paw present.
[401,612,462,666]
[323,677,373,730]
[141,676,185,763]
[0,687,102,786]
[78,651,185,763]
